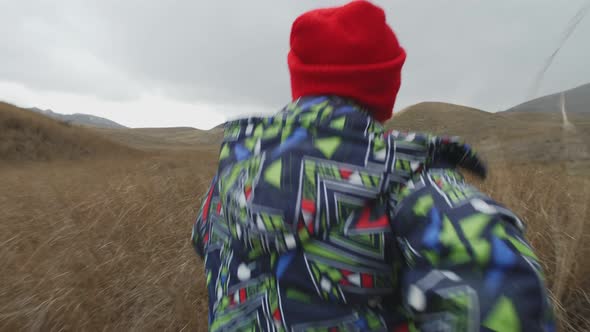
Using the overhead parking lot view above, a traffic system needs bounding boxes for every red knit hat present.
[288,0,406,122]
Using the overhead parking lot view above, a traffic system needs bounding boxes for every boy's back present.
[193,96,433,330]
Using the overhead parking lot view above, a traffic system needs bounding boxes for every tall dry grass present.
[0,152,215,331]
[475,162,590,331]
[1,154,588,330]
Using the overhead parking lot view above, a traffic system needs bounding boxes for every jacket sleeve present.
[388,130,488,179]
[191,174,219,258]
[391,169,555,332]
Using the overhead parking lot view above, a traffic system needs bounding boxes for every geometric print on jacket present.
[191,96,554,331]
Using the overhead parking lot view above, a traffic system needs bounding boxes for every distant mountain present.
[505,83,590,114]
[28,107,127,129]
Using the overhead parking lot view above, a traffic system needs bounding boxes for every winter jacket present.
[191,96,554,331]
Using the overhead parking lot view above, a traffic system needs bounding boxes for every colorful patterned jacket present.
[191,96,554,331]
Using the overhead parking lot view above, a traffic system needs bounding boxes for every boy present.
[192,1,554,331]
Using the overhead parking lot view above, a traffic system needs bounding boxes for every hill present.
[388,102,498,139]
[386,102,590,167]
[505,82,590,114]
[29,107,127,129]
[0,102,136,162]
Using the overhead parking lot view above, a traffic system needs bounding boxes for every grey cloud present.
[0,1,142,101]
[1,0,589,120]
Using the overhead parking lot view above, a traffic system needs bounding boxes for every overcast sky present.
[1,0,589,129]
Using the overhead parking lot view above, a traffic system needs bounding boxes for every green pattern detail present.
[314,137,342,158]
[508,237,538,260]
[365,311,384,329]
[413,195,434,217]
[248,247,264,260]
[329,230,385,260]
[492,223,507,238]
[423,250,439,266]
[483,296,521,332]
[320,105,334,121]
[254,123,264,137]
[244,137,257,151]
[219,143,230,160]
[264,159,282,189]
[298,228,310,243]
[471,241,491,266]
[440,216,470,264]
[281,126,293,143]
[310,100,329,113]
[300,112,318,128]
[330,116,346,130]
[460,214,492,265]
[396,159,410,171]
[494,224,538,260]
[361,173,373,187]
[263,123,281,139]
[373,136,385,150]
[304,242,357,265]
[326,267,342,281]
[221,163,244,197]
[286,288,312,303]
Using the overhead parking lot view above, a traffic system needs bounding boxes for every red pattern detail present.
[273,308,282,321]
[201,184,215,220]
[203,232,209,244]
[339,278,351,286]
[307,221,315,234]
[393,323,409,332]
[244,186,252,200]
[297,219,306,231]
[340,168,353,180]
[301,199,316,235]
[239,288,247,303]
[354,206,389,230]
[216,202,222,214]
[361,273,373,288]
[301,199,316,214]
[329,327,339,332]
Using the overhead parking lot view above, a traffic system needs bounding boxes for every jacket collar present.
[223,95,383,142]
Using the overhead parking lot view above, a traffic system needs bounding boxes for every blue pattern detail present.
[272,127,308,158]
[334,105,357,116]
[492,237,517,268]
[485,268,504,294]
[235,143,251,161]
[355,318,369,330]
[277,251,296,279]
[298,96,328,110]
[423,207,442,249]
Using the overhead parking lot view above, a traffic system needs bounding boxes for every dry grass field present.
[1,101,589,331]
[91,127,223,151]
